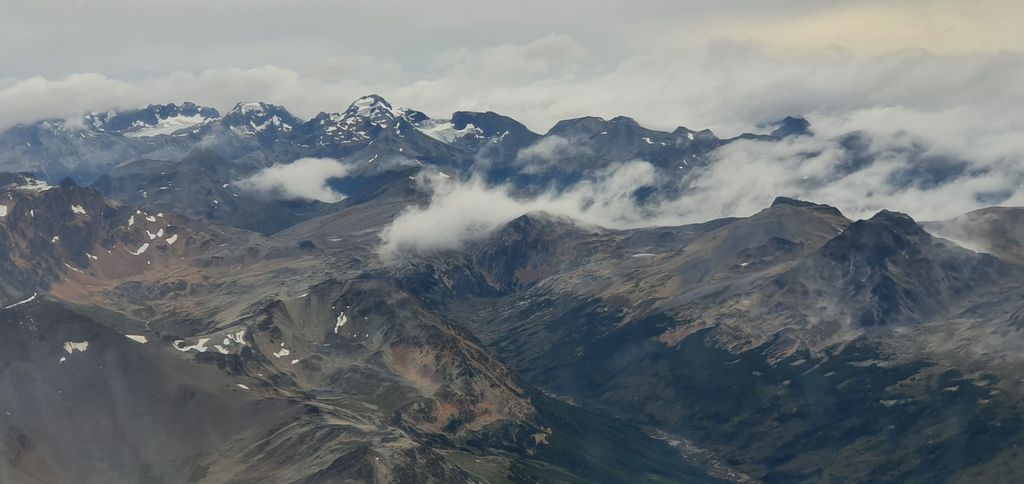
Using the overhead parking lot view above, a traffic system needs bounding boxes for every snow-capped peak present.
[305,94,432,144]
[118,102,220,137]
[39,102,219,137]
[228,101,274,117]
[223,102,299,136]
[343,95,401,121]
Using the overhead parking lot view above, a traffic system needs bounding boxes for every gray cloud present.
[5,2,1018,80]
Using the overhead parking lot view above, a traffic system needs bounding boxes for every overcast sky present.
[2,0,1022,135]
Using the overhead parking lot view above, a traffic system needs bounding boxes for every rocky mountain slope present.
[1,98,1023,482]
[387,199,1024,483]
[0,94,801,235]
[0,176,721,483]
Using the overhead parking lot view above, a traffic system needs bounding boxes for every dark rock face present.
[0,177,120,298]
[471,212,592,290]
[0,178,723,483]
[812,209,1013,327]
[451,111,536,142]
[820,210,931,268]
[769,116,812,138]
[91,148,337,234]
[383,198,1024,482]
[0,300,298,484]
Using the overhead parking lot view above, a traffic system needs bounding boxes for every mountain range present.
[0,96,1022,483]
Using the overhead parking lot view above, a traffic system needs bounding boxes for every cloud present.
[378,103,1024,259]
[0,67,381,131]
[6,1,1022,82]
[706,1,1024,56]
[513,136,591,173]
[3,32,1023,138]
[436,34,588,82]
[378,161,657,260]
[2,4,1024,254]
[236,157,351,202]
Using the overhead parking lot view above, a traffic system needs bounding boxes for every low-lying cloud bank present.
[378,161,656,258]
[379,106,1024,259]
[236,157,350,202]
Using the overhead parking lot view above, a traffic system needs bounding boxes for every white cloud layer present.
[236,158,350,202]
[3,1,1023,258]
[379,162,659,259]
[379,102,1024,258]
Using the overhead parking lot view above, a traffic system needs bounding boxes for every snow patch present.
[70,205,86,215]
[125,335,148,344]
[63,341,89,354]
[227,329,246,345]
[4,293,37,309]
[165,234,178,245]
[0,205,8,217]
[14,179,52,192]
[127,243,150,256]
[272,342,291,358]
[335,312,347,333]
[124,113,210,138]
[173,338,210,353]
[417,120,482,143]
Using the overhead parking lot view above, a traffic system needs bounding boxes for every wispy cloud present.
[513,136,591,173]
